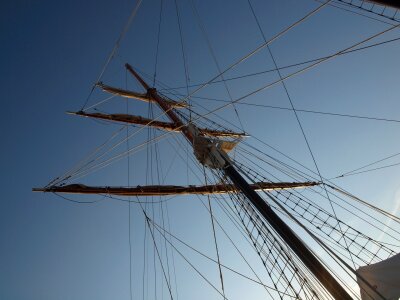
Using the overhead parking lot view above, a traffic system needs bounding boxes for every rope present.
[189,0,245,132]
[188,97,400,124]
[203,167,227,299]
[174,0,191,119]
[248,0,358,270]
[126,70,133,300]
[334,151,400,178]
[153,0,164,87]
[335,161,400,177]
[143,210,174,300]
[149,214,301,299]
[188,19,400,129]
[80,0,143,110]
[180,0,332,102]
[326,184,400,223]
[158,35,400,91]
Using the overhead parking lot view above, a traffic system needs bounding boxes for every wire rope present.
[180,0,332,102]
[158,35,400,92]
[80,0,143,110]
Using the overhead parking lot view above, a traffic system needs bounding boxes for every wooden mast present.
[124,64,353,299]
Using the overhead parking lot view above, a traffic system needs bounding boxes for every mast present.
[125,64,353,299]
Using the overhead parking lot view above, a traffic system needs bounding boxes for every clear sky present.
[1,0,400,299]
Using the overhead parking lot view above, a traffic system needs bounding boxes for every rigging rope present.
[235,165,385,299]
[185,19,400,132]
[189,0,245,132]
[80,0,143,110]
[186,97,400,124]
[149,213,302,299]
[174,0,191,119]
[247,0,358,270]
[203,167,227,299]
[180,0,332,102]
[126,70,133,300]
[334,151,400,178]
[153,0,164,87]
[158,35,400,91]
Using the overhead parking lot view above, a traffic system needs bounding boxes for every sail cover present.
[357,253,400,300]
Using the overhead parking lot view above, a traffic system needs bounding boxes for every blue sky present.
[1,0,400,299]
